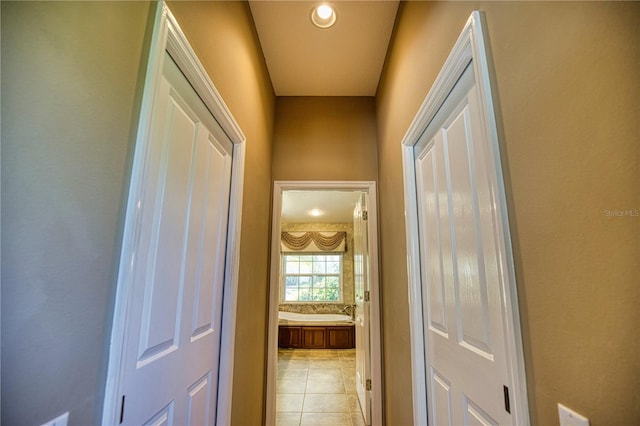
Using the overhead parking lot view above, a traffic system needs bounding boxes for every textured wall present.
[376,2,640,425]
[167,2,276,425]
[1,2,153,424]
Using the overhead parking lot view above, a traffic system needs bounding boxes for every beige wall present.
[272,97,378,181]
[377,2,640,425]
[2,1,274,424]
[168,2,276,425]
[1,2,153,424]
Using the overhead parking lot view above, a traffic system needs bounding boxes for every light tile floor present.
[276,349,366,426]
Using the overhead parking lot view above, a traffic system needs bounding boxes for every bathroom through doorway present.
[265,181,382,425]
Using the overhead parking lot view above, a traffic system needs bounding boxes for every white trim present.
[265,181,383,426]
[217,140,245,425]
[101,2,245,425]
[164,12,244,145]
[401,145,429,426]
[401,11,529,425]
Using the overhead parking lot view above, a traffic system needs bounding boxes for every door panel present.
[431,369,452,426]
[121,52,233,425]
[186,373,212,426]
[138,92,195,365]
[188,132,232,340]
[417,141,448,337]
[143,403,173,426]
[445,107,493,358]
[415,64,511,425]
[464,397,498,426]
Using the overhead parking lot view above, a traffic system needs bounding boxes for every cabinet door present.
[303,328,326,348]
[278,327,301,348]
[327,327,354,349]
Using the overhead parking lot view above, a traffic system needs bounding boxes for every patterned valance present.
[281,231,347,253]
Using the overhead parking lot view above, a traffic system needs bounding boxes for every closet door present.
[119,52,233,425]
[414,64,513,425]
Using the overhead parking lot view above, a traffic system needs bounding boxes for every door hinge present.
[362,211,368,221]
[503,386,511,414]
[364,291,370,302]
[366,379,372,391]
[119,395,126,424]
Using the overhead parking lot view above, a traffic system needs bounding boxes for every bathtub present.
[278,311,355,349]
[278,311,354,326]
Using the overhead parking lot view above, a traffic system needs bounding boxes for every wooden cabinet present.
[278,326,301,348]
[303,328,326,348]
[327,327,353,349]
[278,325,354,349]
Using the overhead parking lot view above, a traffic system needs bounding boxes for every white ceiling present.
[281,190,362,223]
[249,1,399,96]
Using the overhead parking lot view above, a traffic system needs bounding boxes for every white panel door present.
[414,64,513,425]
[353,193,371,424]
[119,52,233,425]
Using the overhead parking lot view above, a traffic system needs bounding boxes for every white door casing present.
[102,3,246,425]
[265,181,383,426]
[402,11,529,426]
[353,193,371,424]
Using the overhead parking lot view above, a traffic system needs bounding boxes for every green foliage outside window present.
[283,254,342,302]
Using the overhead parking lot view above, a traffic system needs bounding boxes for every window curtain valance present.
[281,231,347,253]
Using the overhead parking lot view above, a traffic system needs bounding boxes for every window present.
[283,254,342,302]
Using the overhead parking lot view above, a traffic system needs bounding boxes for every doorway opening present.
[266,181,383,425]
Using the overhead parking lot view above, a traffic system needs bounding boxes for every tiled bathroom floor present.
[276,349,366,426]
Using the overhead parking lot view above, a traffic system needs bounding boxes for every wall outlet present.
[558,403,589,426]
[40,412,69,426]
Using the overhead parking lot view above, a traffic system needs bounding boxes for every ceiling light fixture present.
[311,3,337,29]
[309,208,323,217]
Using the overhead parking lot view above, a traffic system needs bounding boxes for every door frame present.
[401,11,529,425]
[101,2,246,425]
[265,181,383,425]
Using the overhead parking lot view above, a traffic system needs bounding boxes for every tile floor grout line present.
[277,348,363,426]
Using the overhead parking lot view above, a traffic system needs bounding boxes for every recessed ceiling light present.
[317,5,332,20]
[309,208,323,217]
[311,4,337,29]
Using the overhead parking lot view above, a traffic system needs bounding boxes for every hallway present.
[4,2,639,425]
[276,349,365,426]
